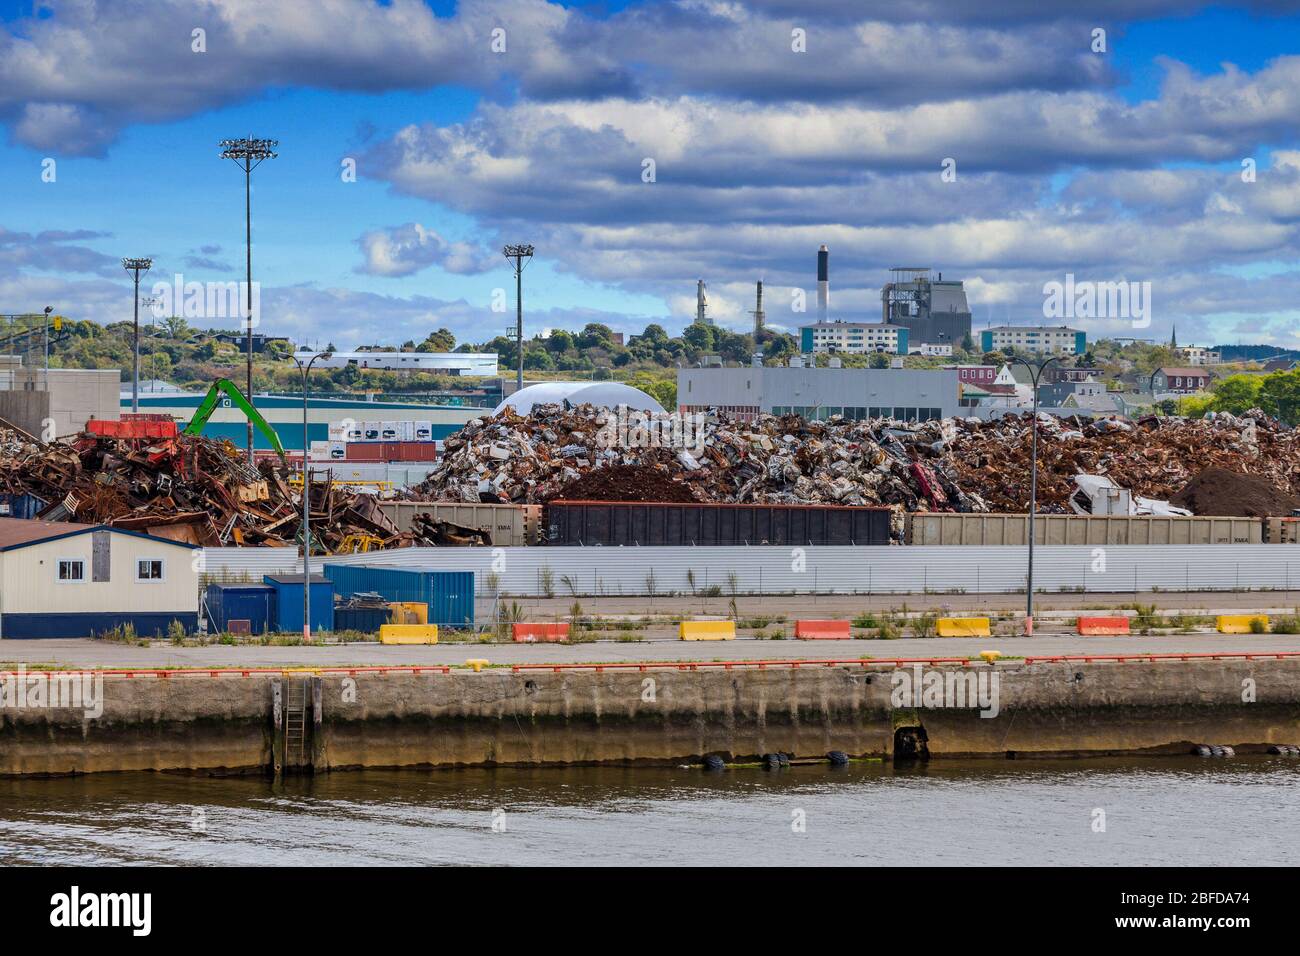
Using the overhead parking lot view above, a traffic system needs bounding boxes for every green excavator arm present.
[182,378,286,459]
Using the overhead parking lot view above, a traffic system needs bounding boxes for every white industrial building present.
[800,321,909,355]
[980,326,1086,356]
[0,519,199,639]
[302,351,498,375]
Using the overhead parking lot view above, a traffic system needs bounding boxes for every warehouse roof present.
[0,518,198,553]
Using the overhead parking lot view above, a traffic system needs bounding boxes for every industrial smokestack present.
[695,279,710,326]
[751,280,765,338]
[817,244,829,323]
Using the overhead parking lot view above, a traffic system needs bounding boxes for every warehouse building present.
[0,519,199,639]
[678,365,960,422]
[123,392,484,451]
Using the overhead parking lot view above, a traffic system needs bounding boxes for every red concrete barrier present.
[794,620,852,640]
[513,623,570,643]
[1077,616,1130,636]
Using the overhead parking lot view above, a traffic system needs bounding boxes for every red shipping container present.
[344,443,384,462]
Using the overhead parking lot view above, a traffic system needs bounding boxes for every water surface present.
[2,757,1297,866]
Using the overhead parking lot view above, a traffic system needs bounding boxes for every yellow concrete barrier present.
[388,602,428,625]
[937,617,991,637]
[379,623,439,644]
[1216,614,1269,634]
[679,620,736,641]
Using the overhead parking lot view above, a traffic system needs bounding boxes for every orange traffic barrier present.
[1077,616,1130,636]
[513,623,570,643]
[794,620,851,640]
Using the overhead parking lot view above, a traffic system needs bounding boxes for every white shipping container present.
[380,420,399,440]
[309,440,329,454]
[328,441,346,460]
[414,420,433,441]
[361,421,382,441]
[327,423,346,441]
[397,421,415,441]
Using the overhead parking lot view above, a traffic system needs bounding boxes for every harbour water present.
[3,757,1297,866]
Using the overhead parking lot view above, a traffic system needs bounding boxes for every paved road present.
[478,591,1300,618]
[4,633,1300,669]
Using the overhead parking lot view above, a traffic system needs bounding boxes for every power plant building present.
[882,268,973,349]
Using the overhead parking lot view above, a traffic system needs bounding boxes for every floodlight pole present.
[293,350,331,642]
[121,258,153,413]
[220,136,278,462]
[1015,354,1062,635]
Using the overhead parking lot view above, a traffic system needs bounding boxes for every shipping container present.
[344,442,384,462]
[375,502,540,546]
[205,583,274,635]
[0,492,48,520]
[334,604,390,633]
[414,420,433,441]
[262,574,334,633]
[323,565,475,627]
[544,500,893,547]
[905,512,1263,546]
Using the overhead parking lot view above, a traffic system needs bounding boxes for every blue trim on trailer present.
[1,612,198,639]
[0,522,203,553]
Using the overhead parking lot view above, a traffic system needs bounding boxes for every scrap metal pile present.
[410,404,983,512]
[933,409,1300,514]
[0,428,408,550]
[411,403,1300,516]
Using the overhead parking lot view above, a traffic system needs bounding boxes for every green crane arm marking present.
[182,378,285,457]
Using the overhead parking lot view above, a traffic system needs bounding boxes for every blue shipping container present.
[263,575,335,634]
[205,583,274,635]
[0,492,48,520]
[323,566,474,627]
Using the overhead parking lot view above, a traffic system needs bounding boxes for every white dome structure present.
[494,381,666,416]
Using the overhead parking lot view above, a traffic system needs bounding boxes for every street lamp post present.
[292,349,331,643]
[1015,354,1063,636]
[121,258,153,413]
[220,136,278,463]
[502,244,534,392]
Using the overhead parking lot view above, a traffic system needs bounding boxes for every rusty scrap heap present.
[412,404,1300,516]
[937,409,1300,513]
[0,428,409,550]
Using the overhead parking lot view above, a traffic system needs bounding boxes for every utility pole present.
[292,349,331,643]
[121,258,153,413]
[42,306,52,392]
[502,244,534,392]
[1015,354,1062,635]
[220,136,278,462]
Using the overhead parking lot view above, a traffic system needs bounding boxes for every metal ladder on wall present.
[284,678,307,767]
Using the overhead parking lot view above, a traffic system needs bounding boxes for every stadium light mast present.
[502,244,534,392]
[121,258,153,413]
[220,135,278,462]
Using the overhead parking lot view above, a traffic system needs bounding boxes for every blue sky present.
[2,0,1300,350]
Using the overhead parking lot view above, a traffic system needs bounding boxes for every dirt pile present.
[1171,468,1300,517]
[548,464,702,503]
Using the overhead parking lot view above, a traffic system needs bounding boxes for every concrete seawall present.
[2,660,1299,776]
